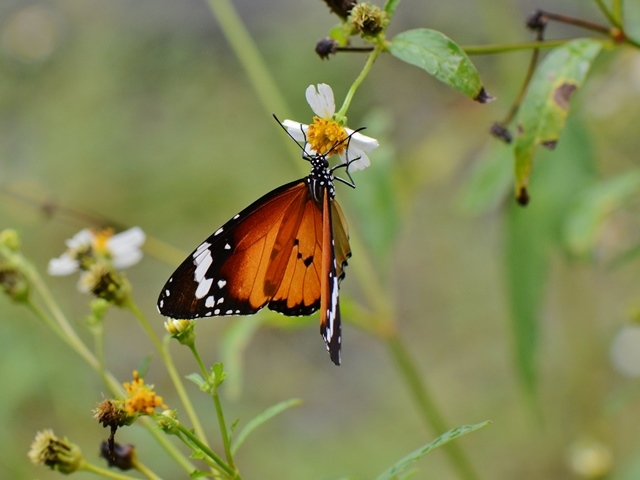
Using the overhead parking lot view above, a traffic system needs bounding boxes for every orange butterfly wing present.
[157,161,351,365]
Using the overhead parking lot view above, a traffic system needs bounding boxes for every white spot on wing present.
[214,308,220,315]
[218,279,226,289]
[224,243,231,250]
[194,251,213,282]
[165,289,170,297]
[205,296,215,308]
[233,214,240,220]
[214,227,224,236]
[195,278,213,299]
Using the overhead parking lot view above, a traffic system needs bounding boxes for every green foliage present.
[505,120,596,395]
[389,29,486,100]
[375,422,492,480]
[513,39,602,203]
[231,399,302,454]
[564,171,640,257]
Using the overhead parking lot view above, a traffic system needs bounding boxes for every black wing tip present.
[329,348,341,366]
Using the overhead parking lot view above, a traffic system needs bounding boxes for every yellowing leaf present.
[513,39,602,204]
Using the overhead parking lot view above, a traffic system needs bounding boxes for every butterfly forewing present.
[158,179,310,319]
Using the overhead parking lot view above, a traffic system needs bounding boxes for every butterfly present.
[157,117,362,365]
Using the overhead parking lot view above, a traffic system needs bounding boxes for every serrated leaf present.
[231,399,301,454]
[389,29,487,101]
[375,421,491,480]
[513,39,602,203]
[564,171,640,257]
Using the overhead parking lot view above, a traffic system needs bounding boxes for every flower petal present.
[282,119,309,143]
[305,84,335,118]
[345,128,379,152]
[66,229,93,250]
[48,254,79,276]
[108,227,145,269]
[340,148,371,171]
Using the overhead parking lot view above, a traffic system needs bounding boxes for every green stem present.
[203,0,302,170]
[336,46,382,120]
[188,343,236,470]
[25,299,196,474]
[189,343,209,378]
[463,38,607,55]
[595,0,622,28]
[126,301,209,445]
[387,333,481,480]
[131,457,163,480]
[81,461,141,480]
[212,385,235,470]
[175,423,239,479]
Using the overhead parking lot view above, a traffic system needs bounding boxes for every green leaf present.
[189,469,211,478]
[375,421,491,480]
[185,372,205,388]
[513,39,602,203]
[624,0,640,43]
[221,316,263,399]
[505,119,596,397]
[384,0,401,18]
[137,354,153,378]
[564,171,640,257]
[231,398,302,454]
[389,29,488,101]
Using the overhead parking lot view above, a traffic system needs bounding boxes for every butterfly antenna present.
[272,114,313,160]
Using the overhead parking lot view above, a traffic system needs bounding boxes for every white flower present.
[283,84,379,171]
[48,226,146,276]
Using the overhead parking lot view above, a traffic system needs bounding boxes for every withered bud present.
[349,3,388,37]
[316,37,339,59]
[526,10,547,31]
[322,0,357,19]
[490,123,513,144]
[100,442,137,470]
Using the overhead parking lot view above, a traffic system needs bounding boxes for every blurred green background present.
[2,0,640,479]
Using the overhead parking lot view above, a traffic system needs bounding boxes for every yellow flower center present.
[306,116,348,156]
[92,228,114,254]
[123,371,167,415]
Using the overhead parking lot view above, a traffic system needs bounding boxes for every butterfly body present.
[157,153,351,365]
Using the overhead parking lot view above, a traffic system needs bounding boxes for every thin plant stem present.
[535,10,612,35]
[81,462,141,480]
[386,333,481,480]
[595,0,622,28]
[125,300,209,446]
[336,46,382,120]
[188,342,236,470]
[463,38,596,55]
[203,0,301,167]
[131,457,164,480]
[173,422,239,479]
[24,297,196,473]
[212,383,235,470]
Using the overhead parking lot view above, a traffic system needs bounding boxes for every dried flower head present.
[100,442,137,470]
[348,3,388,37]
[28,429,84,474]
